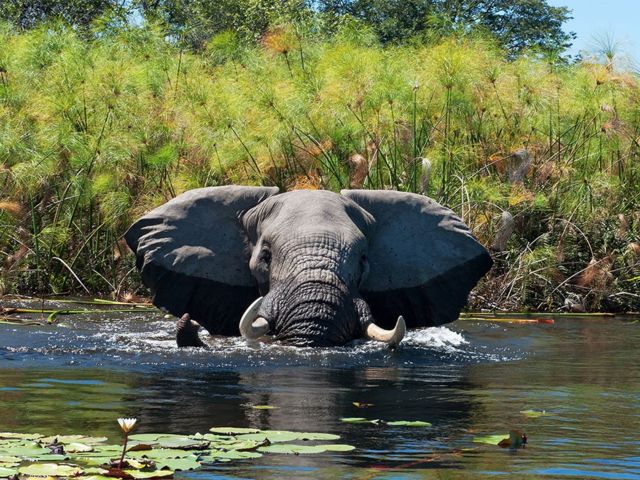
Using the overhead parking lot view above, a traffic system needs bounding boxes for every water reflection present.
[0,301,639,479]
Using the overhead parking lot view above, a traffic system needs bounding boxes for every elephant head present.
[125,186,492,347]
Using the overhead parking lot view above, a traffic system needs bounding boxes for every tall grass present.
[0,21,638,311]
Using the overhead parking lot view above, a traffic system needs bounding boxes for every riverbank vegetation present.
[0,14,638,312]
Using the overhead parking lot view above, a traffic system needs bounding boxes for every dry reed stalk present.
[348,154,369,189]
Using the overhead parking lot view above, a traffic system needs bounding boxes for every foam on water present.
[1,309,518,371]
[0,299,524,370]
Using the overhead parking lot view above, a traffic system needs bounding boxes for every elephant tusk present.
[365,316,406,347]
[239,297,270,340]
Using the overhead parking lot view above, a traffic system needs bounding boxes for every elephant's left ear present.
[341,190,492,329]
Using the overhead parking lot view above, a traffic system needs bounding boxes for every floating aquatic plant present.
[340,418,432,427]
[0,424,356,479]
[473,430,527,449]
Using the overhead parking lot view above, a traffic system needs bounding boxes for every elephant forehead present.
[273,228,365,253]
[259,190,373,230]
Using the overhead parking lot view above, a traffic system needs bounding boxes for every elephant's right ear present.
[124,186,279,335]
[342,189,492,329]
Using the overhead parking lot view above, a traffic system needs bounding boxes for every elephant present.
[124,186,492,348]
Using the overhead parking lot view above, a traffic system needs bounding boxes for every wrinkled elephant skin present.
[125,186,492,347]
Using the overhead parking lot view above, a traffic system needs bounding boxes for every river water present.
[0,299,639,479]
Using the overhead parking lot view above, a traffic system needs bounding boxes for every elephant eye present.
[260,248,272,267]
[359,255,369,284]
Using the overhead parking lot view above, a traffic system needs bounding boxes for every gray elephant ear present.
[341,189,492,329]
[125,186,279,335]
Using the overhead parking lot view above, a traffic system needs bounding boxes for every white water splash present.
[404,326,467,350]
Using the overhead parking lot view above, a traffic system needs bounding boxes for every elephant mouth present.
[239,296,406,347]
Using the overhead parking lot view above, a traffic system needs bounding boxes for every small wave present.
[1,313,520,370]
[404,326,468,349]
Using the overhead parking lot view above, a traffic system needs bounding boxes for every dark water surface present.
[1,300,639,479]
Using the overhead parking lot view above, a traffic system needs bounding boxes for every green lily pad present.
[83,467,109,475]
[190,434,235,445]
[0,444,52,458]
[236,431,340,443]
[250,405,277,410]
[520,410,549,418]
[18,463,84,476]
[127,434,207,450]
[0,433,43,440]
[154,437,209,450]
[473,434,509,446]
[153,455,200,471]
[66,443,94,453]
[127,434,177,443]
[234,432,295,444]
[124,469,174,479]
[0,467,17,478]
[128,449,194,461]
[258,444,328,455]
[322,444,356,452]
[209,427,260,435]
[200,450,262,461]
[386,421,432,427]
[73,458,112,467]
[340,418,379,424]
[0,456,21,464]
[41,436,108,445]
[77,445,122,454]
[224,440,266,451]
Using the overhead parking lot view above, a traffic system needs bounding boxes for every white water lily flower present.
[117,418,137,433]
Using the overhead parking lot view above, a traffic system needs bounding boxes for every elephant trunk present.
[257,275,360,347]
[239,277,406,347]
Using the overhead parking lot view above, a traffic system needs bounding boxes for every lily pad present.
[66,443,94,453]
[322,444,356,452]
[233,432,293,444]
[18,463,84,477]
[258,444,328,455]
[340,418,379,424]
[84,467,109,475]
[0,444,52,458]
[250,405,277,410]
[200,450,262,461]
[0,424,357,476]
[128,449,194,461]
[235,431,340,443]
[154,437,209,450]
[473,434,509,446]
[41,436,108,445]
[386,421,432,427]
[125,469,174,479]
[224,440,266,451]
[209,427,260,435]
[0,467,17,478]
[0,433,43,440]
[152,456,200,471]
[520,410,549,418]
[128,435,207,450]
[76,476,114,480]
[127,434,182,444]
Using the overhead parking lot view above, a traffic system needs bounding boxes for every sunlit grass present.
[0,21,638,310]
